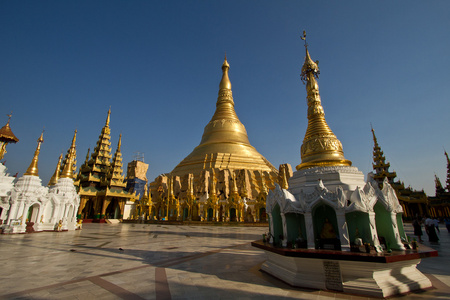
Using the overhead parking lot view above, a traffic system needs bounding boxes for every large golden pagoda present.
[171,57,277,176]
[148,57,279,223]
[296,35,351,170]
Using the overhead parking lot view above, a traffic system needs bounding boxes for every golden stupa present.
[296,33,352,170]
[171,56,277,176]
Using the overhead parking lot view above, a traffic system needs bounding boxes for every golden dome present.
[296,44,351,170]
[170,57,277,176]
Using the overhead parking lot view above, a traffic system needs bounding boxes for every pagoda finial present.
[371,124,379,147]
[48,153,63,185]
[61,130,77,178]
[24,129,44,176]
[300,30,307,47]
[117,133,122,151]
[84,148,90,164]
[106,107,111,126]
[219,55,231,90]
[296,34,351,170]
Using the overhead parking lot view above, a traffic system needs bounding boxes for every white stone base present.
[261,251,432,298]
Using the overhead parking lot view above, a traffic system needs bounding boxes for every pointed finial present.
[61,129,77,178]
[6,112,12,125]
[106,107,111,126]
[24,129,45,176]
[48,153,63,186]
[220,56,231,90]
[117,134,122,151]
[300,30,307,48]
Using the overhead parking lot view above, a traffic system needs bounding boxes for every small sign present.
[323,260,343,291]
[10,220,20,226]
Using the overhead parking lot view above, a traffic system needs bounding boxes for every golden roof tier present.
[170,57,277,176]
[0,113,19,160]
[296,33,352,170]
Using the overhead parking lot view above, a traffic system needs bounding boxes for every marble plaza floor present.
[1,223,449,300]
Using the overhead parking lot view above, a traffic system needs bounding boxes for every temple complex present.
[147,57,279,222]
[76,109,136,221]
[371,127,429,219]
[428,151,450,217]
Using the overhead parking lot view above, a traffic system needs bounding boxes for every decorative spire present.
[105,134,126,188]
[296,31,351,170]
[48,153,63,186]
[219,55,232,90]
[445,151,450,190]
[106,107,111,127]
[61,130,77,179]
[24,130,44,176]
[435,174,444,195]
[61,129,77,179]
[260,171,268,195]
[370,126,397,186]
[0,112,19,160]
[84,148,90,164]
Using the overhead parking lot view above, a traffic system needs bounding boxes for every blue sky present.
[1,1,449,195]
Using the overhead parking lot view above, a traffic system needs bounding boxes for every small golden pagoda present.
[0,113,19,160]
[149,57,279,223]
[77,109,136,221]
[296,34,351,170]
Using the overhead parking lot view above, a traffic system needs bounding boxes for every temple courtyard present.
[0,223,449,300]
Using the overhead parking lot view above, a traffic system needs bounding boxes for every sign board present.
[323,260,343,291]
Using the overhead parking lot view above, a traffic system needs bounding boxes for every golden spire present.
[117,133,122,151]
[48,153,63,186]
[84,148,90,164]
[61,129,77,178]
[61,130,77,178]
[170,56,277,176]
[24,130,44,176]
[296,31,352,170]
[106,107,111,127]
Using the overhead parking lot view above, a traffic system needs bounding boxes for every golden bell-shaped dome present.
[170,57,276,176]
[296,44,351,170]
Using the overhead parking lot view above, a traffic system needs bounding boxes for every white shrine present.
[0,129,80,234]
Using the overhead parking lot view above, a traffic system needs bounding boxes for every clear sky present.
[1,1,449,196]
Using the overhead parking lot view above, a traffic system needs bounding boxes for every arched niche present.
[229,207,237,222]
[27,203,40,223]
[207,207,214,221]
[374,201,397,250]
[270,203,283,246]
[183,207,189,221]
[285,213,307,247]
[346,211,371,245]
[312,203,339,250]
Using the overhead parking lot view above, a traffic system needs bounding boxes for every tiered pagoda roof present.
[371,127,396,185]
[77,109,134,199]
